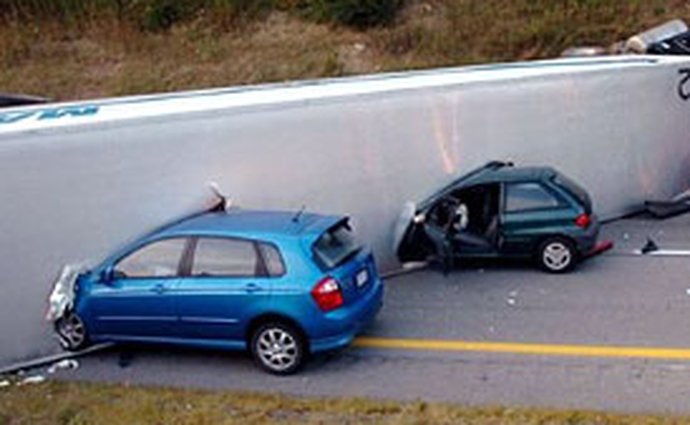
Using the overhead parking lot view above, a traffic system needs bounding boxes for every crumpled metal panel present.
[45,265,85,322]
[1,55,690,364]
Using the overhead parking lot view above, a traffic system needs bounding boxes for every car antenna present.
[207,181,232,213]
[292,205,307,222]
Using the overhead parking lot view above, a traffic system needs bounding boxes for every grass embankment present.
[1,0,690,101]
[0,380,687,424]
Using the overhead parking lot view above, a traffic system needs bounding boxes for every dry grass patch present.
[1,380,689,425]
[3,1,690,101]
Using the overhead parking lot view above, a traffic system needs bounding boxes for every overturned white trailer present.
[1,55,690,364]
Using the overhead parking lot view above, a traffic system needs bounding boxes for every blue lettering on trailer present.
[0,105,99,125]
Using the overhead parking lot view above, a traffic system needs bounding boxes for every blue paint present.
[0,105,99,125]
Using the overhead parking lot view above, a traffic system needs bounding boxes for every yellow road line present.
[353,337,690,360]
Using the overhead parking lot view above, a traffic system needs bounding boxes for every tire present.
[537,237,577,273]
[54,311,89,351]
[250,322,305,375]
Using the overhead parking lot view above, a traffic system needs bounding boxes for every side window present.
[115,238,186,278]
[259,243,286,277]
[192,238,260,277]
[505,182,560,212]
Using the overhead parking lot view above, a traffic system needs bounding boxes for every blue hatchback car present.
[50,209,384,374]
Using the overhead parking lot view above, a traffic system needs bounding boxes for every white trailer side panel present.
[1,56,689,364]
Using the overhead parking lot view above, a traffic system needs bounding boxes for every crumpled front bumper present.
[45,264,85,322]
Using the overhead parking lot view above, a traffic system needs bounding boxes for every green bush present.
[0,0,403,29]
[142,0,201,31]
[297,0,403,28]
[324,0,403,28]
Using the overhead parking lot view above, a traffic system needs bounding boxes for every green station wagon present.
[393,162,612,273]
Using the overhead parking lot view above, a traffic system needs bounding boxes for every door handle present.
[244,283,262,293]
[151,283,166,294]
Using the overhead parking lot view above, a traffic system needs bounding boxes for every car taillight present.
[575,213,591,229]
[311,277,343,312]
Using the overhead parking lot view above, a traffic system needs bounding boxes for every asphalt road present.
[54,213,690,414]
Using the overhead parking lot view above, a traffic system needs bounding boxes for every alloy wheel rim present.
[257,328,298,372]
[59,314,85,348]
[543,242,571,271]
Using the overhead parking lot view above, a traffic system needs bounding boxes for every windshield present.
[312,221,362,270]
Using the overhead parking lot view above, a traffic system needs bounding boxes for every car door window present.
[505,182,560,212]
[192,238,261,277]
[258,243,286,277]
[115,238,186,278]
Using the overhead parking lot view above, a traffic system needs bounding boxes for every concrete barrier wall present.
[1,55,689,364]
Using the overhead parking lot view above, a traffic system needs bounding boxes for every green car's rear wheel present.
[537,237,577,273]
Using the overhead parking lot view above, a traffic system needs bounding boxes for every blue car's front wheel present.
[250,322,305,375]
[55,311,89,351]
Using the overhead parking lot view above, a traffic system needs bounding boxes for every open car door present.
[393,161,511,263]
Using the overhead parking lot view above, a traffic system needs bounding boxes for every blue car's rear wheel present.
[251,322,305,375]
[55,311,89,351]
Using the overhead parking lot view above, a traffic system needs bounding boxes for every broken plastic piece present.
[207,181,233,212]
[585,240,614,258]
[640,238,659,254]
[19,375,45,385]
[47,359,79,374]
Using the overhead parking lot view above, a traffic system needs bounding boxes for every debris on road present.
[640,238,659,254]
[47,359,79,374]
[0,379,10,389]
[19,375,46,385]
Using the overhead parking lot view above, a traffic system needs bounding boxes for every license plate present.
[356,269,368,288]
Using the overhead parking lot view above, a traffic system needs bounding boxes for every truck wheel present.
[55,312,89,351]
[251,322,305,375]
[538,237,577,273]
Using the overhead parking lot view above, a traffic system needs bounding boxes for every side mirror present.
[101,266,128,283]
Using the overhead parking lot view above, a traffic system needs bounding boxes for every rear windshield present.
[552,173,591,211]
[312,221,362,270]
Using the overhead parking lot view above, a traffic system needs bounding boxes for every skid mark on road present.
[354,337,690,360]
